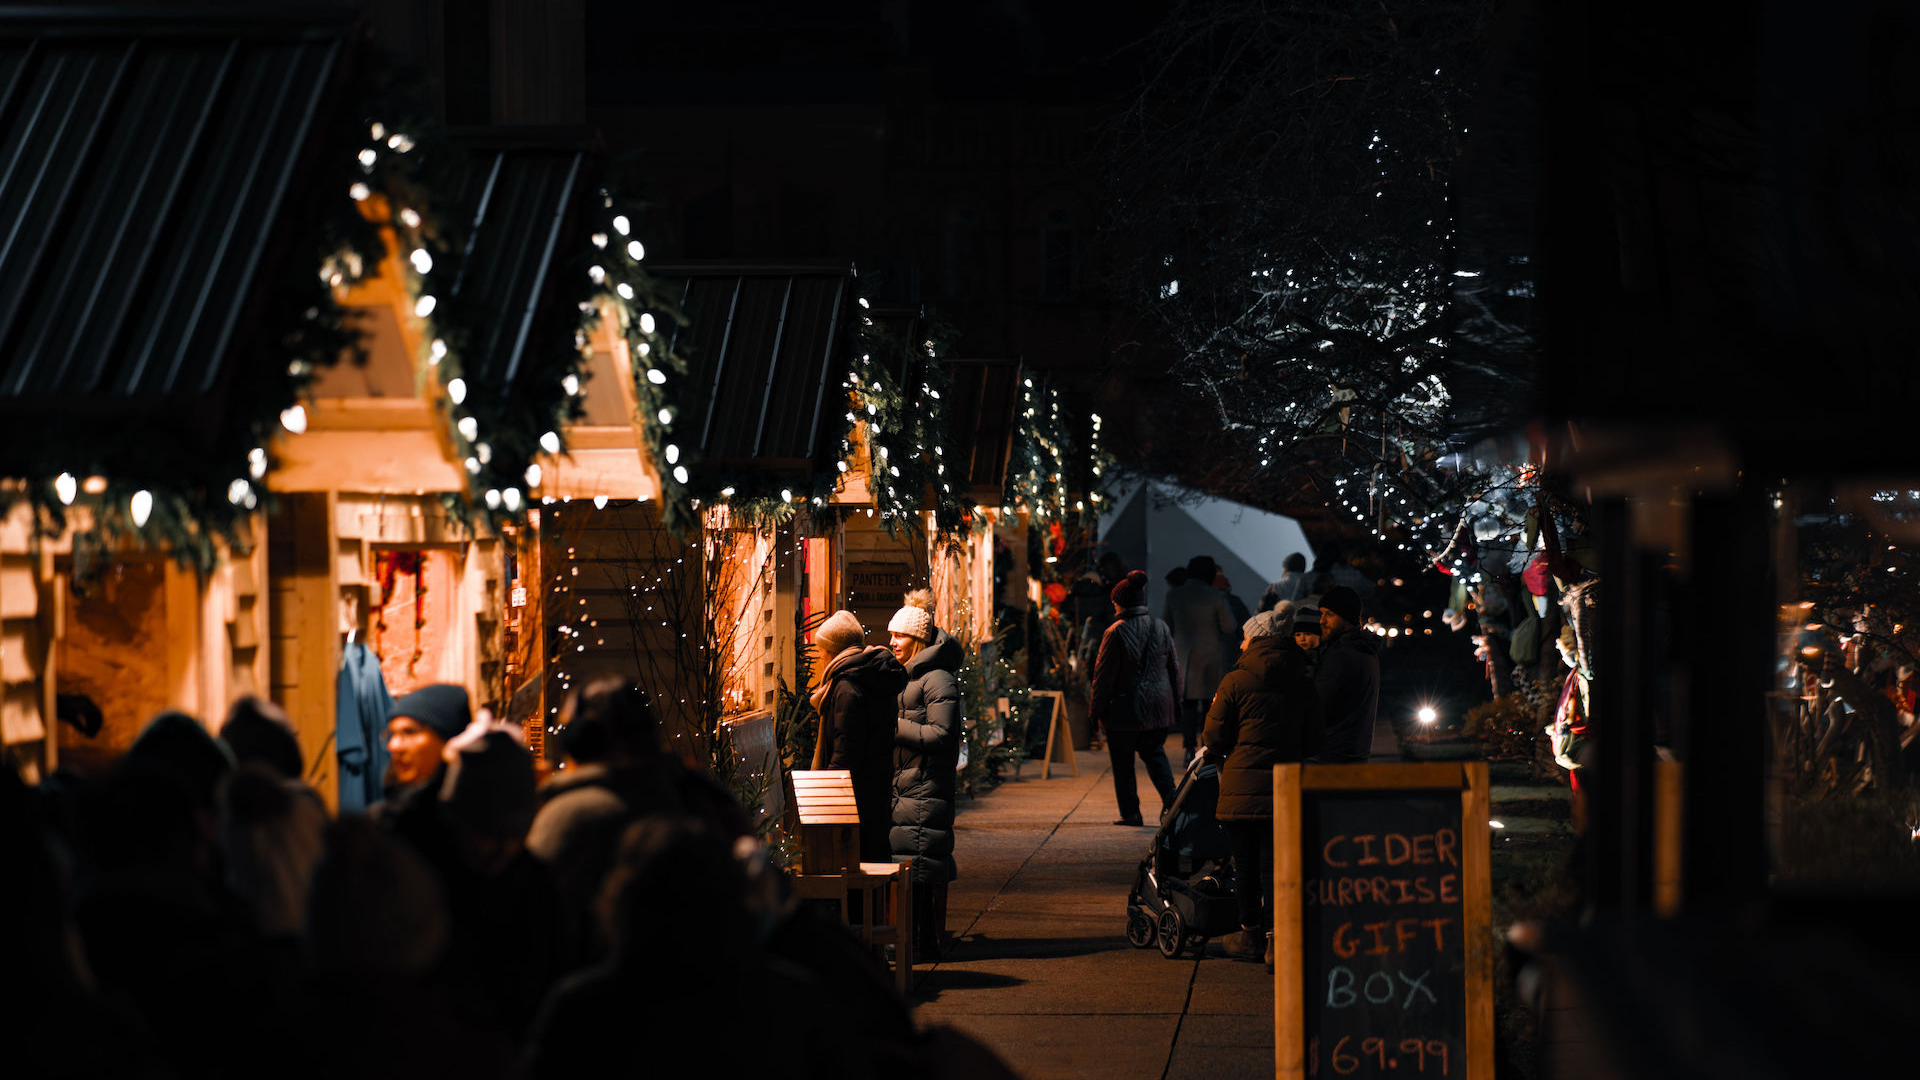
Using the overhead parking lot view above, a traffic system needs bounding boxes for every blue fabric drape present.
[335,642,395,814]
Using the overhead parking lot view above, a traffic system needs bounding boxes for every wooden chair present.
[788,770,916,995]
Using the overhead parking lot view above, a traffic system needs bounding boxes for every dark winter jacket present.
[1203,637,1324,820]
[1163,580,1237,700]
[817,646,908,862]
[527,758,752,965]
[1090,606,1180,732]
[1308,627,1381,763]
[891,630,963,885]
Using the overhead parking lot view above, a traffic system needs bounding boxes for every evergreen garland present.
[1005,376,1076,522]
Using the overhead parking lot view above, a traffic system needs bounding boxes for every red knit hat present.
[1111,569,1149,607]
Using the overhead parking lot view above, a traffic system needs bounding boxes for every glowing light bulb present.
[658,409,673,426]
[280,404,307,433]
[400,207,421,228]
[485,489,501,510]
[646,368,666,385]
[349,182,370,201]
[228,479,251,505]
[429,339,447,365]
[457,416,478,441]
[54,473,76,505]
[588,265,605,284]
[613,215,630,236]
[627,240,644,261]
[781,489,793,502]
[672,465,689,484]
[503,488,523,511]
[540,431,561,455]
[563,374,580,396]
[446,378,466,405]
[639,312,656,335]
[129,490,153,527]
[593,495,608,509]
[664,444,679,465]
[357,148,377,167]
[414,295,436,317]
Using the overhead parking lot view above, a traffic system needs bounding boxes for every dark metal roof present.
[651,262,856,466]
[0,7,354,403]
[946,358,1022,492]
[442,134,588,388]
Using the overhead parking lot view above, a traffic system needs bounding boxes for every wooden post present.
[1460,761,1494,1080]
[1652,759,1684,916]
[1273,763,1304,1080]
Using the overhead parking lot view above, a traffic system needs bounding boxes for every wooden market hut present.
[530,262,863,751]
[267,131,613,803]
[0,7,362,780]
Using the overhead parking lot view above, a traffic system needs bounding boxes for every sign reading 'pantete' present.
[848,561,915,610]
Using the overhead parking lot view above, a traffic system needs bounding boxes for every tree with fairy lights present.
[1101,0,1538,565]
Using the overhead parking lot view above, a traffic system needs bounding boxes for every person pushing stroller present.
[1203,603,1324,966]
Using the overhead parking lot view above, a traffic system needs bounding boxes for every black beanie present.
[1111,569,1149,607]
[1319,586,1363,628]
[441,730,536,839]
[388,684,471,740]
[220,696,304,780]
[126,711,233,808]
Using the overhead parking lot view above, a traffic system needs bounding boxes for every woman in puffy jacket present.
[886,590,962,958]
[1203,602,1323,966]
[810,609,907,863]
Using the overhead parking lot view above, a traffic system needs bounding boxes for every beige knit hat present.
[814,610,865,657]
[887,587,936,643]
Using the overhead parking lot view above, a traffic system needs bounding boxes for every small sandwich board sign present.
[1273,762,1493,1080]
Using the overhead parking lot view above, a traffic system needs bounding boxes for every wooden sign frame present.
[1272,762,1493,1080]
[1029,690,1079,778]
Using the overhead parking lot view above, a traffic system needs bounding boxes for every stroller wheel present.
[1126,907,1156,949]
[1157,907,1189,959]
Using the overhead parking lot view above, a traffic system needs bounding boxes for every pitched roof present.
[0,6,356,405]
[945,358,1022,493]
[440,131,590,389]
[651,262,856,467]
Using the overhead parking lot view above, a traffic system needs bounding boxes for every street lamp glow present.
[1417,706,1438,725]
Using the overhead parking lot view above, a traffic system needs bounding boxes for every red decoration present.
[1523,553,1552,596]
[1044,581,1068,606]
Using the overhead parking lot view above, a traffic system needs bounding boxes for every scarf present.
[809,646,871,770]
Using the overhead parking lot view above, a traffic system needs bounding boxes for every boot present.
[1222,927,1264,961]
[1264,931,1275,973]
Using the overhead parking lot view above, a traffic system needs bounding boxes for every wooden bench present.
[788,770,915,995]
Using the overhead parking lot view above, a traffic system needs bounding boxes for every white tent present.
[1096,479,1315,615]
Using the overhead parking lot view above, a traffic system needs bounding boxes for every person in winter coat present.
[1260,552,1312,612]
[1306,586,1380,763]
[1203,604,1324,964]
[887,589,962,957]
[810,609,908,862]
[529,678,750,965]
[1162,555,1238,763]
[1091,570,1181,827]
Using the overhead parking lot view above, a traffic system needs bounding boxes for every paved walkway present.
[913,748,1274,1080]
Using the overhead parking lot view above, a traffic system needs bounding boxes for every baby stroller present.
[1124,750,1240,958]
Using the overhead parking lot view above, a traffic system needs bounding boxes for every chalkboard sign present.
[1274,763,1492,1080]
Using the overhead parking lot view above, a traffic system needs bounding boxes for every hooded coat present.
[814,645,908,862]
[1309,627,1381,763]
[1203,637,1325,820]
[1162,579,1237,701]
[891,629,963,885]
[1089,605,1180,732]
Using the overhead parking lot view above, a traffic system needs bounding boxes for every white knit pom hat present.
[888,604,934,643]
